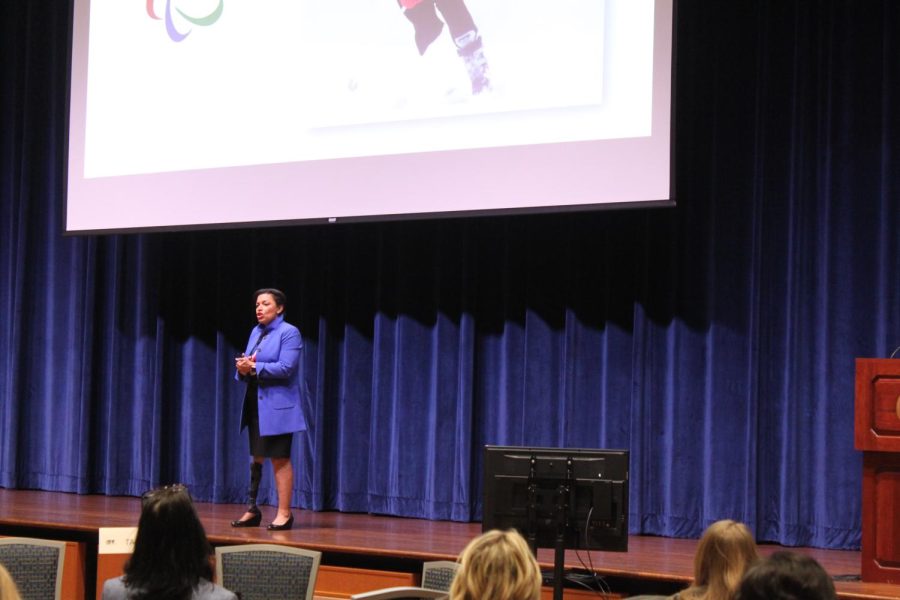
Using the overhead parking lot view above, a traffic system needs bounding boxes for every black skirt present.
[242,380,293,459]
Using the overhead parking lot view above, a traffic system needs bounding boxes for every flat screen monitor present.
[482,445,628,552]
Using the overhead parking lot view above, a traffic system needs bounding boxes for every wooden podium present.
[855,358,900,583]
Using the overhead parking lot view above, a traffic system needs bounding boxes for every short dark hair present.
[254,288,287,307]
[737,551,836,600]
[123,484,213,600]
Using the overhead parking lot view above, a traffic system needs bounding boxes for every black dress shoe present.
[231,505,262,527]
[267,512,293,531]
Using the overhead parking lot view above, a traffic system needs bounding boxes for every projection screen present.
[66,0,674,233]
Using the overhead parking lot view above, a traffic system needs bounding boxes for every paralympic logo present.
[146,0,224,42]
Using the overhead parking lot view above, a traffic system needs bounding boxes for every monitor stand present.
[525,458,573,600]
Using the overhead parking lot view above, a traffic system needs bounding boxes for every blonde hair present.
[450,529,542,600]
[0,563,22,600]
[682,520,759,600]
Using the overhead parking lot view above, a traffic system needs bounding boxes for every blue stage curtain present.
[2,1,899,550]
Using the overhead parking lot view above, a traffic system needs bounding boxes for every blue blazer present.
[236,314,308,436]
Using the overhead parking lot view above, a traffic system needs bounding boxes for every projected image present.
[300,0,606,128]
[400,0,492,95]
[80,0,647,178]
[145,0,224,42]
[68,0,671,232]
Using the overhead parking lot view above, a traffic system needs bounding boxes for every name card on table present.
[98,527,138,554]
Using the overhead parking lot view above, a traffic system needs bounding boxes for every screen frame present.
[64,0,677,235]
[482,445,629,553]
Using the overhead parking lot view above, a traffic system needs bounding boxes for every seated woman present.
[450,529,542,600]
[101,484,237,600]
[736,551,836,600]
[671,520,760,600]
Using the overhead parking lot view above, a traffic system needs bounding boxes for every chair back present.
[349,588,448,600]
[420,561,459,592]
[347,559,459,600]
[215,543,321,600]
[0,537,66,600]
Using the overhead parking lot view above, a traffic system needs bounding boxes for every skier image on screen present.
[398,0,491,95]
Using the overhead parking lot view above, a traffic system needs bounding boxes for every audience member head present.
[0,563,22,600]
[450,529,542,600]
[682,519,759,600]
[123,484,214,600]
[736,551,836,600]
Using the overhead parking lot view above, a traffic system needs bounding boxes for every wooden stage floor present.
[0,489,897,599]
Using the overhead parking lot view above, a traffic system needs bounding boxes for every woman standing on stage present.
[231,288,307,531]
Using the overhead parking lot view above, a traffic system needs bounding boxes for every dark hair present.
[736,551,836,600]
[123,484,214,600]
[253,288,287,308]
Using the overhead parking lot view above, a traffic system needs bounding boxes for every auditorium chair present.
[350,560,459,600]
[0,537,66,600]
[420,561,459,592]
[215,543,321,600]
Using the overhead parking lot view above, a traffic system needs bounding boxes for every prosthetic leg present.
[454,29,491,94]
[400,0,492,94]
[231,462,263,527]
